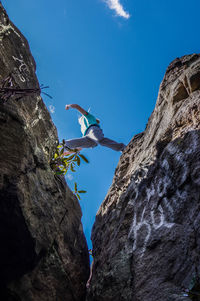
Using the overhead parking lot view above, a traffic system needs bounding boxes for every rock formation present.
[88,54,200,301]
[0,3,89,301]
[1,2,200,301]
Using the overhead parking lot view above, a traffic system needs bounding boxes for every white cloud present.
[49,105,55,114]
[104,0,130,19]
[66,174,73,181]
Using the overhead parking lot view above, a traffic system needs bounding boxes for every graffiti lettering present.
[12,55,30,82]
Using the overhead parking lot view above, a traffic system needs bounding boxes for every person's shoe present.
[120,144,126,153]
[63,146,82,156]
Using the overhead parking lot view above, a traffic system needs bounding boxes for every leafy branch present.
[73,182,86,200]
[50,140,89,200]
[50,140,89,176]
[88,249,93,258]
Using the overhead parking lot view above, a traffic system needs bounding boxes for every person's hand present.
[65,104,71,110]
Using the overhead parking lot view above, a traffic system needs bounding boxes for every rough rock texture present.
[0,4,89,301]
[88,54,200,301]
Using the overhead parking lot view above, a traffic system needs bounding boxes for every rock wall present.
[0,3,89,301]
[88,54,200,301]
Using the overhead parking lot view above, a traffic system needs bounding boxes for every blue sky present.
[3,0,200,249]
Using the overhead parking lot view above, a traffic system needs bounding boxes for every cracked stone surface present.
[0,3,89,301]
[87,54,200,301]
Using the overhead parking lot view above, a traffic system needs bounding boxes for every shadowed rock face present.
[0,3,89,301]
[87,54,200,301]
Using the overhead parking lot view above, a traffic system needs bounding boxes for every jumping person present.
[64,104,126,154]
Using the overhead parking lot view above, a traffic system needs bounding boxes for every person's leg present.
[86,126,104,142]
[87,126,126,152]
[99,137,126,151]
[65,136,98,151]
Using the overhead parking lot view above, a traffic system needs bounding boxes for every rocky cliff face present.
[0,4,89,301]
[88,54,200,301]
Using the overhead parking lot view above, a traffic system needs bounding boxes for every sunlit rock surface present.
[87,54,200,301]
[0,3,89,301]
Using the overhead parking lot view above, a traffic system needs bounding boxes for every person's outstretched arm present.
[65,104,88,115]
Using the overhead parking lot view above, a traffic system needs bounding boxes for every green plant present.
[88,249,93,258]
[50,140,89,200]
[50,140,89,176]
[73,182,87,200]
